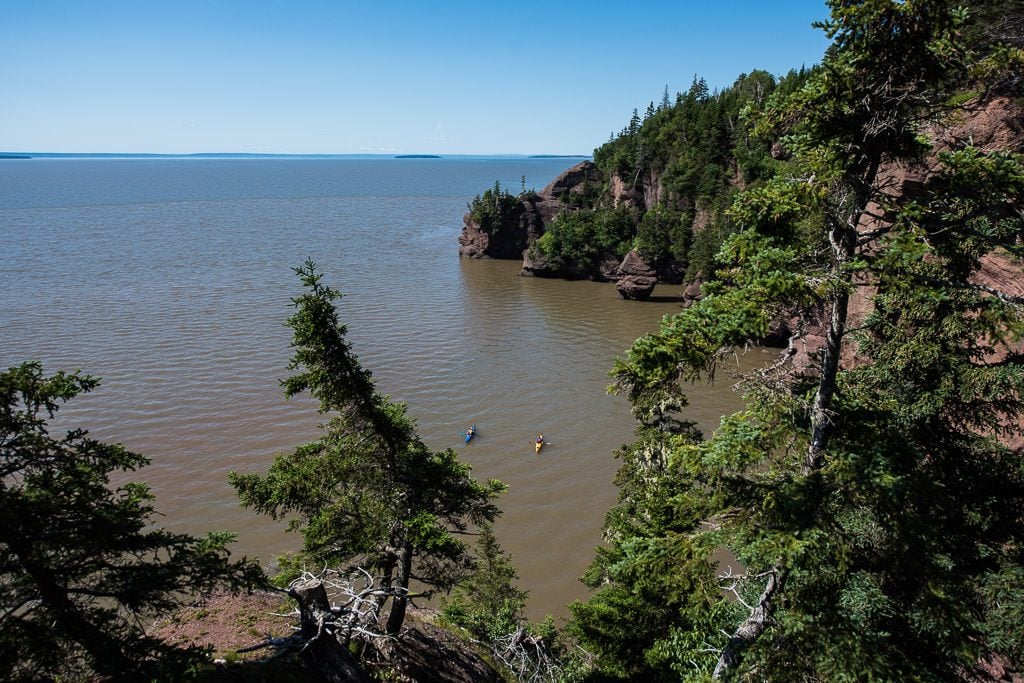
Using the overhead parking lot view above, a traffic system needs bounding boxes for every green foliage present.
[959,0,1024,56]
[230,261,506,634]
[440,525,578,681]
[587,68,814,283]
[572,1,1024,679]
[0,362,264,681]
[467,180,521,234]
[531,206,638,273]
[440,523,527,642]
[634,203,692,265]
[979,563,1024,663]
[268,552,307,588]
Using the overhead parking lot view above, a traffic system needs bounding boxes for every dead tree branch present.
[713,569,779,680]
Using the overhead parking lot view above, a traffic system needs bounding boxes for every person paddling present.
[535,434,544,453]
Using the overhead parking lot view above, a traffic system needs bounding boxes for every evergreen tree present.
[231,261,505,634]
[572,0,1024,679]
[688,75,709,102]
[440,522,528,641]
[0,362,263,681]
[628,108,641,137]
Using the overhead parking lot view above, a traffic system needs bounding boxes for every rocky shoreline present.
[457,160,671,300]
[458,94,1024,352]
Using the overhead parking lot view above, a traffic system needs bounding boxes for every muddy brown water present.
[1,158,768,620]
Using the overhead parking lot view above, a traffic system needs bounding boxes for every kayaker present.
[536,433,543,444]
[467,426,475,437]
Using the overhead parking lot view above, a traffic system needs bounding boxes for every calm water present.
[0,158,766,619]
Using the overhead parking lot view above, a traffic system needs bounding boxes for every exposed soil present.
[150,590,295,662]
[151,594,500,682]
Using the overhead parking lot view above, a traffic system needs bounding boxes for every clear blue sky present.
[1,1,832,155]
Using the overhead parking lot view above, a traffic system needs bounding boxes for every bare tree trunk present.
[805,282,850,472]
[385,541,412,635]
[290,577,371,683]
[805,156,877,473]
[290,577,331,638]
[374,556,395,621]
[713,571,778,680]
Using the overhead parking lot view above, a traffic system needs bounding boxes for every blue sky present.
[1,1,833,155]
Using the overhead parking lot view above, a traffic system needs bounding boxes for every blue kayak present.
[465,425,477,444]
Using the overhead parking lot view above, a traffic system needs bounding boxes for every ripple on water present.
[1,159,763,619]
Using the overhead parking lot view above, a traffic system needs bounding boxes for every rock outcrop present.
[457,199,545,260]
[458,160,601,261]
[680,277,704,308]
[520,248,621,281]
[783,94,1024,371]
[608,169,667,210]
[609,174,645,209]
[458,160,690,293]
[461,96,1022,316]
[615,249,658,299]
[540,160,603,209]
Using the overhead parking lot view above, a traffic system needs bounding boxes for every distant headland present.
[0,154,31,159]
[394,154,442,159]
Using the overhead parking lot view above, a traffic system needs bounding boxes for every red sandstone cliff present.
[457,161,600,261]
[781,95,1024,370]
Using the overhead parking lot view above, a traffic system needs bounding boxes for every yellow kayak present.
[535,436,544,454]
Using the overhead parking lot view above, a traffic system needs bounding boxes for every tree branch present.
[713,570,779,680]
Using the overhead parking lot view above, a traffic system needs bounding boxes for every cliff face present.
[608,168,669,210]
[457,199,544,260]
[784,94,1024,370]
[457,161,599,260]
[602,94,1024,351]
[459,94,1021,309]
[457,161,673,299]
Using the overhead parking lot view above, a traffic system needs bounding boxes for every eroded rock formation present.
[459,96,1022,316]
[458,160,600,261]
[615,249,658,299]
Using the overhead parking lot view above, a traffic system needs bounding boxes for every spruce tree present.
[571,1,1024,679]
[0,362,263,681]
[440,522,528,641]
[231,261,505,634]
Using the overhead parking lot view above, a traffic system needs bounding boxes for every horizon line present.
[0,151,593,159]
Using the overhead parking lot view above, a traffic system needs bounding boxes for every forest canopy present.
[567,0,1024,680]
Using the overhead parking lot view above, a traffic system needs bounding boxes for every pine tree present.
[231,261,505,634]
[0,362,263,680]
[571,1,1024,679]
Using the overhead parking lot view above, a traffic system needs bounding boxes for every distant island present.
[528,154,589,158]
[0,154,31,159]
[395,154,442,159]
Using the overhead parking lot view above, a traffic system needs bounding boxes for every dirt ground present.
[150,593,500,682]
[150,590,296,662]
